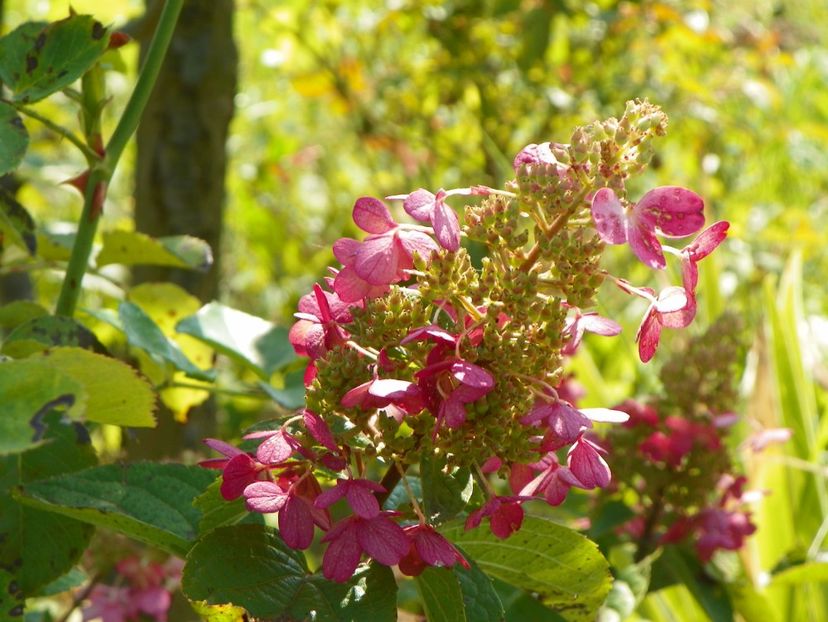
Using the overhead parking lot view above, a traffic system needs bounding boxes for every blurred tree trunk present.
[133,0,237,303]
[128,0,237,459]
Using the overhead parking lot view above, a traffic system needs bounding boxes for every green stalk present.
[55,0,184,317]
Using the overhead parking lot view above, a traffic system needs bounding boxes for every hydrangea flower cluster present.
[203,101,729,582]
[596,314,782,562]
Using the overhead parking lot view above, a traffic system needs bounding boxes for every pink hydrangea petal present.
[311,283,333,322]
[303,409,338,452]
[322,522,362,582]
[345,482,382,519]
[590,188,628,244]
[297,291,322,317]
[450,361,494,390]
[636,186,705,237]
[439,397,468,429]
[636,309,662,363]
[314,482,347,509]
[353,197,397,234]
[513,142,556,170]
[354,234,401,285]
[547,401,592,442]
[654,286,688,313]
[687,220,729,261]
[368,379,418,400]
[332,237,361,267]
[280,495,315,550]
[432,199,461,251]
[480,456,502,473]
[414,528,461,567]
[661,293,696,329]
[567,437,611,489]
[580,408,630,423]
[358,515,409,566]
[333,265,388,303]
[403,189,436,222]
[255,430,295,465]
[397,230,439,262]
[203,438,243,459]
[243,481,288,513]
[490,502,524,539]
[400,325,457,346]
[220,453,259,500]
[579,313,622,337]
[627,221,667,269]
[520,402,555,426]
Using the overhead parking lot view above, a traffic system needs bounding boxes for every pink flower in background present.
[591,186,705,269]
[321,512,410,582]
[465,496,525,539]
[515,453,584,506]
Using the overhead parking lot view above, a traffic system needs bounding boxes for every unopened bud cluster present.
[202,100,731,582]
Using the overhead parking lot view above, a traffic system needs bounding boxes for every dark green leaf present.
[0,102,28,175]
[420,453,473,523]
[442,515,612,622]
[0,412,97,598]
[0,16,110,103]
[382,475,422,511]
[587,500,635,539]
[258,370,306,409]
[2,316,105,358]
[38,566,88,596]
[97,230,213,271]
[183,524,397,621]
[493,578,565,622]
[119,301,215,382]
[0,357,86,454]
[193,478,263,535]
[15,463,214,556]
[416,559,506,622]
[176,302,295,378]
[0,568,25,619]
[0,187,36,255]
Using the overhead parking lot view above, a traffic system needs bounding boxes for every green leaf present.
[176,302,296,378]
[0,101,28,175]
[0,412,97,598]
[493,578,564,622]
[189,600,249,622]
[97,230,213,271]
[258,370,306,409]
[420,453,473,523]
[119,301,215,382]
[2,315,105,358]
[35,229,75,261]
[441,515,612,622]
[416,560,505,622]
[382,475,422,511]
[193,478,263,535]
[0,300,47,330]
[770,562,828,585]
[0,15,110,103]
[183,524,398,621]
[0,187,36,255]
[16,463,215,556]
[0,568,25,618]
[38,566,88,596]
[0,357,86,454]
[28,347,156,428]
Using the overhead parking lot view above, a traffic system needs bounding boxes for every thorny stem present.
[55,0,184,317]
[11,103,100,162]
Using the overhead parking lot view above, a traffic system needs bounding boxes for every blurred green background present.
[3,0,827,620]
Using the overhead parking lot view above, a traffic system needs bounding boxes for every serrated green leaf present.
[28,347,156,427]
[420,453,473,523]
[0,412,97,598]
[0,186,36,255]
[119,301,215,382]
[0,102,28,176]
[97,230,213,271]
[193,478,263,535]
[15,463,215,556]
[176,302,295,378]
[189,600,248,622]
[2,315,105,358]
[0,15,110,103]
[183,524,397,621]
[0,357,86,454]
[442,515,611,622]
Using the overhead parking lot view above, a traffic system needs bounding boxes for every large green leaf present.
[28,347,156,428]
[0,357,86,454]
[442,515,612,622]
[176,302,295,378]
[15,463,214,556]
[0,300,48,330]
[97,230,213,271]
[0,187,36,255]
[420,453,474,523]
[119,301,215,382]
[0,15,110,103]
[0,102,28,176]
[2,315,105,358]
[0,412,97,598]
[183,524,397,621]
[416,559,505,622]
[193,478,263,535]
[770,562,828,586]
[493,578,565,622]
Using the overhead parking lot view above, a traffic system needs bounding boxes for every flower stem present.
[376,460,406,507]
[54,0,184,317]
